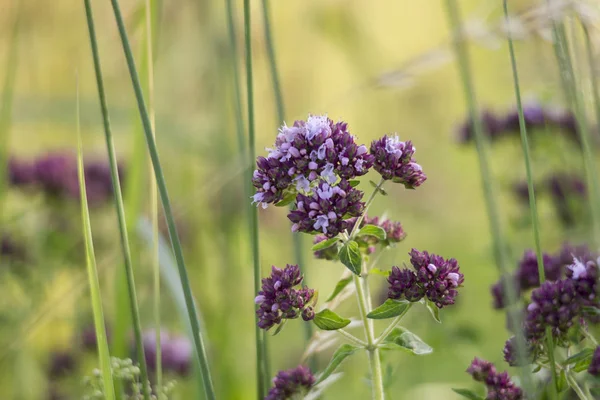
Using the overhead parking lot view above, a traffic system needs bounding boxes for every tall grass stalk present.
[260,0,314,370]
[142,0,163,392]
[224,0,246,152]
[107,0,216,398]
[83,1,152,398]
[0,0,21,230]
[548,13,600,245]
[76,76,116,400]
[442,0,534,395]
[582,23,600,161]
[244,0,267,396]
[503,1,559,395]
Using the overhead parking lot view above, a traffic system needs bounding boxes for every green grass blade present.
[82,1,151,398]
[107,0,216,398]
[244,0,267,396]
[442,0,534,396]
[260,0,314,371]
[502,1,557,395]
[76,77,116,400]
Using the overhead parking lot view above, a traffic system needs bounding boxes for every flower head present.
[467,358,523,400]
[370,135,426,188]
[252,115,374,208]
[265,365,315,400]
[525,279,580,342]
[503,336,535,367]
[288,180,364,238]
[387,249,463,308]
[255,265,315,330]
[588,346,600,377]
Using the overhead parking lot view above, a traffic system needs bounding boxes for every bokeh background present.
[0,0,596,398]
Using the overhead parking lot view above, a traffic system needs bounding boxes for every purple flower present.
[255,265,315,330]
[265,365,315,400]
[33,152,78,197]
[288,179,364,238]
[370,135,426,188]
[516,250,561,291]
[502,102,546,133]
[503,336,535,367]
[252,115,374,208]
[546,173,587,227]
[48,351,76,379]
[138,329,192,377]
[387,249,463,308]
[525,279,580,342]
[457,110,505,144]
[467,358,523,400]
[588,346,600,376]
[8,158,35,186]
[80,323,111,351]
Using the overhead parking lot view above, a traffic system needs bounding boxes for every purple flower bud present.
[503,336,535,367]
[256,265,315,330]
[48,351,76,379]
[265,365,315,400]
[370,135,426,188]
[467,358,523,400]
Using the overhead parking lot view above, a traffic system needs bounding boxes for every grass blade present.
[442,0,534,396]
[82,1,151,398]
[76,76,116,400]
[502,1,557,395]
[107,0,216,398]
[244,0,267,396]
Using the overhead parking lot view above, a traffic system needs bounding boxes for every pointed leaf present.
[367,299,411,320]
[563,348,594,372]
[557,370,568,393]
[271,319,288,336]
[312,237,340,252]
[339,240,362,275]
[275,191,297,207]
[325,276,353,302]
[452,388,485,400]
[383,328,432,355]
[313,309,351,331]
[315,344,359,385]
[357,224,387,240]
[424,299,441,323]
[349,179,360,187]
[369,180,388,195]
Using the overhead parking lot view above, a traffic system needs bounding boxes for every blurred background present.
[0,0,597,398]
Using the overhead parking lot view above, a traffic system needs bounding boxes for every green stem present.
[353,272,384,400]
[504,2,558,395]
[581,327,599,346]
[243,0,267,396]
[107,0,216,398]
[583,22,600,161]
[442,0,534,395]
[566,372,591,400]
[373,305,412,346]
[82,2,151,398]
[350,178,385,239]
[337,329,367,347]
[224,0,246,153]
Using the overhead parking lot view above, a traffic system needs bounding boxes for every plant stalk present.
[442,0,534,395]
[107,0,216,398]
[349,178,385,239]
[82,1,151,398]
[243,0,267,396]
[374,305,412,346]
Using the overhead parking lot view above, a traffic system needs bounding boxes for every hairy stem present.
[336,329,367,347]
[374,305,412,346]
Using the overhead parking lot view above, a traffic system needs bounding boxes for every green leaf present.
[369,180,388,195]
[312,237,340,252]
[339,240,362,275]
[349,179,360,187]
[557,370,568,393]
[563,348,594,372]
[275,191,297,207]
[313,309,351,331]
[367,299,411,320]
[357,224,387,240]
[383,328,433,355]
[423,299,441,323]
[271,319,288,336]
[315,344,359,384]
[325,276,353,302]
[451,388,485,400]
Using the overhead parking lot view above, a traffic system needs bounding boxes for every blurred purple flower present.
[467,358,523,400]
[265,365,315,400]
[48,351,76,380]
[8,158,35,186]
[138,329,193,377]
[588,346,600,376]
[456,110,505,144]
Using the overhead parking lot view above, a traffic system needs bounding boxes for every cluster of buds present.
[265,365,315,400]
[467,358,523,400]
